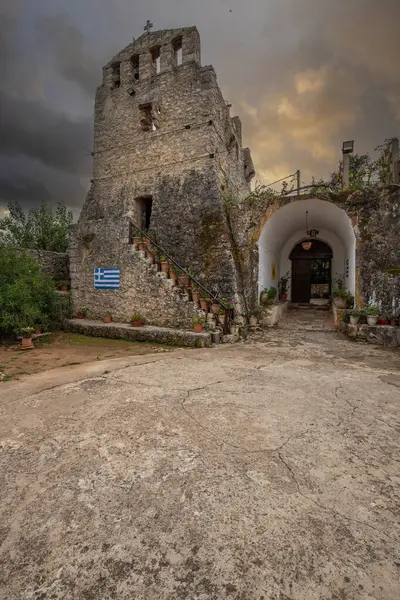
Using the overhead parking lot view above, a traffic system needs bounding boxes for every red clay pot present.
[210,303,219,314]
[280,293,287,302]
[379,318,387,325]
[200,299,209,311]
[19,336,34,350]
[131,320,143,327]
[161,262,169,272]
[169,270,177,280]
[104,316,112,323]
[77,313,86,319]
[193,324,203,333]
[192,291,200,303]
[178,275,190,287]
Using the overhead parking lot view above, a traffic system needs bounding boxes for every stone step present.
[64,319,211,348]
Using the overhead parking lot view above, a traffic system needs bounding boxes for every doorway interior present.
[290,239,332,303]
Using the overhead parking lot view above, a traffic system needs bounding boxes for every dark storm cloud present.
[0,0,399,211]
[0,90,92,176]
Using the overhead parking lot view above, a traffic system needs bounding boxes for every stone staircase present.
[128,226,237,340]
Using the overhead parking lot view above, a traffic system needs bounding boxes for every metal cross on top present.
[144,20,153,35]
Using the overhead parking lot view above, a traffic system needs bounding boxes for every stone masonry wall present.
[74,26,255,320]
[26,249,70,284]
[69,218,204,328]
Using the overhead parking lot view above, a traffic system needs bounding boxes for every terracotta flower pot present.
[132,237,142,248]
[280,293,287,302]
[178,275,190,287]
[161,261,169,273]
[390,319,396,327]
[193,323,203,333]
[210,303,219,314]
[192,291,200,303]
[60,284,69,292]
[333,297,347,309]
[200,298,209,311]
[104,316,112,323]
[131,320,143,327]
[77,313,86,319]
[19,336,34,350]
[169,270,177,280]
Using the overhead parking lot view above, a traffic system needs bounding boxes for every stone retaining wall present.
[345,323,400,347]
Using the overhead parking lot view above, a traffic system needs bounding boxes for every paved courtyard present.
[1,325,399,599]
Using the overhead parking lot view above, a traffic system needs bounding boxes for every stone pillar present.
[182,30,201,65]
[139,51,155,81]
[160,43,175,73]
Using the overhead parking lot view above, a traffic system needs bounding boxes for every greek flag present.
[94,268,120,290]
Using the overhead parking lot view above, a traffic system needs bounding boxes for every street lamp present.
[342,140,354,155]
[342,140,354,189]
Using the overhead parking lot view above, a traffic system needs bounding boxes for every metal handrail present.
[128,221,233,332]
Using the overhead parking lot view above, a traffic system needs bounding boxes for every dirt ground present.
[0,332,174,380]
[0,324,399,599]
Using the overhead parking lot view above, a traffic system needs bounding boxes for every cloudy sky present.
[1,0,399,215]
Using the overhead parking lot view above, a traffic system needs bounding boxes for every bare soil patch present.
[0,331,174,380]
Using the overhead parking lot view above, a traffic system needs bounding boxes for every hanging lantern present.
[302,240,312,251]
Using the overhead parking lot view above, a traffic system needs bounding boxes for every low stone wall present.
[345,323,400,347]
[65,319,211,348]
[260,301,289,328]
[26,249,70,284]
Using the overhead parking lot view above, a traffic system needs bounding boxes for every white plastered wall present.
[258,198,356,299]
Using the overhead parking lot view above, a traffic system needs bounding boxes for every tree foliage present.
[0,245,69,336]
[311,138,396,193]
[0,201,73,252]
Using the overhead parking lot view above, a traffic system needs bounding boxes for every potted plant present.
[279,272,290,302]
[77,308,88,319]
[58,280,69,292]
[19,327,35,350]
[389,315,398,327]
[378,314,387,325]
[210,301,220,314]
[216,307,225,325]
[104,311,112,323]
[191,288,201,303]
[220,298,234,310]
[132,235,142,249]
[35,326,42,335]
[178,272,190,287]
[160,256,169,273]
[130,313,143,327]
[210,329,220,344]
[200,296,209,311]
[193,317,206,333]
[138,239,147,251]
[349,308,361,326]
[363,305,379,326]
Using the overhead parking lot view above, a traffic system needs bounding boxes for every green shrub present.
[0,244,67,336]
[363,305,380,316]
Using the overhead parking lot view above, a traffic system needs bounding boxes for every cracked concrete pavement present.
[0,328,399,599]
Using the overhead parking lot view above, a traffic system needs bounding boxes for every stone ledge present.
[345,324,400,347]
[64,319,211,348]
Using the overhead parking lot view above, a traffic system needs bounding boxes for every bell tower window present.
[111,62,121,89]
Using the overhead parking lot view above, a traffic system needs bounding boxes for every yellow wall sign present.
[271,263,276,280]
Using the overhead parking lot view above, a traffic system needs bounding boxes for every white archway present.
[258,198,356,301]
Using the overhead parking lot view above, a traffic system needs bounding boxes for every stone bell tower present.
[70,25,255,323]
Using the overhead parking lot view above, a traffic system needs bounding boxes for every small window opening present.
[139,103,159,132]
[136,196,153,231]
[131,54,140,81]
[151,47,161,74]
[111,62,121,89]
[173,37,183,66]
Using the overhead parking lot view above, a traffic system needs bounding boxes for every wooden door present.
[291,260,311,302]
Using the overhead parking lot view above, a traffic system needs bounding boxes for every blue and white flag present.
[94,268,120,290]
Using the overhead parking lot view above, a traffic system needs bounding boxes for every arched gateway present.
[258,197,356,303]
